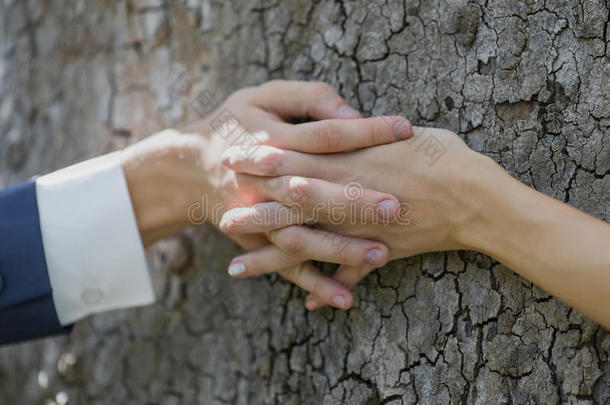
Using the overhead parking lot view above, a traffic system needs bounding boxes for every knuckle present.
[315,122,342,150]
[249,204,268,225]
[255,149,283,176]
[279,263,305,282]
[287,177,313,208]
[333,240,352,263]
[312,281,324,298]
[337,236,357,262]
[252,202,286,228]
[340,241,355,262]
[368,118,387,145]
[258,202,283,227]
[279,228,306,256]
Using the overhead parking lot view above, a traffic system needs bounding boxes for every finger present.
[253,80,362,120]
[222,126,429,179]
[269,226,388,267]
[222,144,350,181]
[284,262,355,310]
[219,202,306,235]
[305,263,374,311]
[221,145,322,178]
[260,115,413,153]
[227,245,304,276]
[233,176,402,223]
[283,262,354,309]
[226,226,388,277]
[229,257,354,310]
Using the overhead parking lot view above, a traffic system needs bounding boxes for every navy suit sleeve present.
[0,179,71,345]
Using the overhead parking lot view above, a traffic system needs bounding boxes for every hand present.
[219,127,500,309]
[222,125,610,329]
[121,80,415,309]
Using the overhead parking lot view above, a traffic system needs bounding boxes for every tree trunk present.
[1,1,609,404]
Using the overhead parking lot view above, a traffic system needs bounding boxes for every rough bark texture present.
[1,0,609,404]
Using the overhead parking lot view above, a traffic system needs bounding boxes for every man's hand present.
[121,80,414,310]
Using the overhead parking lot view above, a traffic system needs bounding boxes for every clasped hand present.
[124,80,496,312]
[210,81,494,311]
[123,79,610,330]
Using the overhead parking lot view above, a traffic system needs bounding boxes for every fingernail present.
[338,104,361,118]
[365,248,384,266]
[393,119,413,140]
[228,261,246,276]
[219,217,232,232]
[332,295,346,309]
[377,199,398,220]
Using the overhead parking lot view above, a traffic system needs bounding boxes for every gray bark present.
[1,0,609,404]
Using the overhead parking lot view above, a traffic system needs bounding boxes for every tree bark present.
[0,1,609,404]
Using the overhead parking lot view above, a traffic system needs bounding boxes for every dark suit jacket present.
[0,180,70,345]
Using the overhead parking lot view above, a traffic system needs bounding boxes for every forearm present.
[464,164,610,328]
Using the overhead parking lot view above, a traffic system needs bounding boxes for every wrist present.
[451,154,519,253]
[122,129,210,245]
[454,154,561,263]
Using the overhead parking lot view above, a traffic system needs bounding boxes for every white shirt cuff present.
[35,151,155,325]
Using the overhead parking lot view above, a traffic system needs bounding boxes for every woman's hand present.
[221,125,610,331]
[219,127,500,309]
[121,80,414,309]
